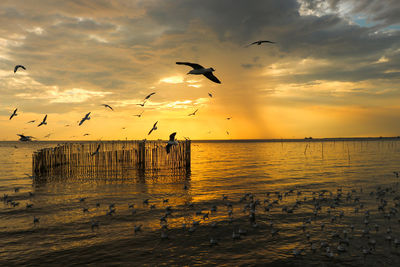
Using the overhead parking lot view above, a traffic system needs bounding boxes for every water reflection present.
[1,140,400,265]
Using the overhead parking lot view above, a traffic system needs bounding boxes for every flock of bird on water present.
[9,40,276,149]
[3,174,400,263]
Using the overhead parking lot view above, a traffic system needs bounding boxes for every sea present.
[1,139,400,266]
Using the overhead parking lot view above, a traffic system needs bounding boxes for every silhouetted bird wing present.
[148,128,154,135]
[144,92,156,100]
[246,40,276,47]
[153,121,158,128]
[14,65,26,73]
[43,115,47,122]
[169,132,176,141]
[102,104,113,111]
[176,62,204,70]
[259,40,275,44]
[203,72,221,84]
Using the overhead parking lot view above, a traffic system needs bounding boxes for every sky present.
[0,0,399,140]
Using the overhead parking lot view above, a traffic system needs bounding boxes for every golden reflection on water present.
[1,140,400,265]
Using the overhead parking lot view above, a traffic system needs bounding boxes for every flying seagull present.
[17,134,34,142]
[176,62,221,84]
[148,121,158,135]
[9,109,18,120]
[83,133,90,136]
[166,132,178,154]
[144,92,156,101]
[133,111,144,118]
[44,133,52,138]
[226,131,230,135]
[208,93,213,98]
[27,120,36,124]
[188,109,199,116]
[101,104,113,111]
[246,40,276,47]
[226,117,232,120]
[14,65,26,73]
[79,112,91,126]
[137,100,147,107]
[38,115,47,127]
[91,144,100,156]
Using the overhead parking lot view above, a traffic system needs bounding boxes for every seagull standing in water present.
[9,109,18,120]
[166,132,178,154]
[176,62,221,84]
[79,112,91,126]
[148,121,158,135]
[14,65,26,73]
[246,40,276,47]
[188,109,198,116]
[38,115,47,127]
[101,104,113,111]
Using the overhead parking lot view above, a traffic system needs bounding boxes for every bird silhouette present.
[101,104,114,111]
[79,112,91,126]
[148,121,158,135]
[188,109,199,116]
[176,62,221,84]
[14,65,26,73]
[38,115,48,127]
[9,109,18,120]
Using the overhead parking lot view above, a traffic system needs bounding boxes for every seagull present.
[208,93,213,97]
[176,62,221,84]
[9,109,18,120]
[246,40,276,47]
[14,65,26,73]
[133,111,144,118]
[226,131,230,135]
[83,133,90,136]
[37,115,48,127]
[226,117,232,120]
[144,92,156,100]
[91,144,100,156]
[44,133,52,138]
[137,100,147,107]
[188,109,198,116]
[166,132,178,154]
[27,120,36,124]
[101,104,114,111]
[148,121,158,135]
[17,134,34,142]
[79,112,91,126]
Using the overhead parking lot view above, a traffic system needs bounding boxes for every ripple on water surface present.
[1,140,400,265]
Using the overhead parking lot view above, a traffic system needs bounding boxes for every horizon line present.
[3,136,400,142]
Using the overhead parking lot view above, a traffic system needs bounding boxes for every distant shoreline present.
[2,136,400,143]
[192,137,400,143]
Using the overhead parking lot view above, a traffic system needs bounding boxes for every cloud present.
[16,88,112,103]
[0,0,399,138]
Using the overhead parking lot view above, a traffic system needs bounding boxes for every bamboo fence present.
[32,140,191,180]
